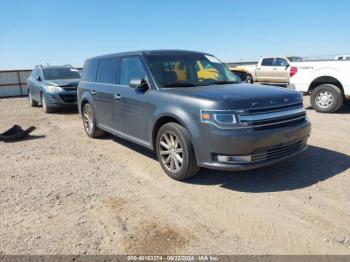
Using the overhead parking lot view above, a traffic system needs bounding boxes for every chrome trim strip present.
[240,102,303,115]
[239,107,306,122]
[202,116,307,130]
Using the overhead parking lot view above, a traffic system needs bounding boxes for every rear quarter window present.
[97,58,119,84]
[82,60,99,82]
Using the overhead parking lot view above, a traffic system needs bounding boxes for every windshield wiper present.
[207,80,238,85]
[162,82,196,87]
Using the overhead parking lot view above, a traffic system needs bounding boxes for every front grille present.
[239,103,307,130]
[62,86,77,91]
[251,141,305,162]
[59,94,77,103]
[246,102,303,114]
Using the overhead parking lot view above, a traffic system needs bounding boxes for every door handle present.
[114,94,122,100]
[273,68,278,70]
[91,90,96,95]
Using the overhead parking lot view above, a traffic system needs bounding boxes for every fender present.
[149,105,200,150]
[306,68,344,91]
[78,84,95,117]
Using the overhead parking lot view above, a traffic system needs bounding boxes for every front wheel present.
[310,84,343,113]
[82,103,105,138]
[41,93,54,113]
[156,122,200,180]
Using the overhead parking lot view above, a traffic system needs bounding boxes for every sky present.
[0,0,349,69]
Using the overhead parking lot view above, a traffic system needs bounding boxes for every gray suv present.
[78,50,311,180]
[27,65,81,113]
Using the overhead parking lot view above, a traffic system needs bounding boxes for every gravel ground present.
[0,97,349,255]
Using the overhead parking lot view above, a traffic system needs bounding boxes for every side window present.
[82,60,99,82]
[119,57,146,86]
[261,58,274,66]
[97,58,119,84]
[274,58,288,67]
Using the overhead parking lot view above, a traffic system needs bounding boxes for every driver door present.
[272,57,290,83]
[113,56,154,144]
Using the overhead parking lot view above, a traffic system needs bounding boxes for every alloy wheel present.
[159,131,183,173]
[41,94,47,111]
[83,105,94,134]
[245,75,252,83]
[316,91,333,108]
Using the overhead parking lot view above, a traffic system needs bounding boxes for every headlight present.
[200,109,240,129]
[45,85,63,92]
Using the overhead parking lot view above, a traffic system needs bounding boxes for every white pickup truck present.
[230,57,350,113]
[290,60,350,113]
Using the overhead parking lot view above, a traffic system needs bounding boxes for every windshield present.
[43,68,81,80]
[146,54,241,87]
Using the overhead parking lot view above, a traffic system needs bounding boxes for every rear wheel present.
[82,103,105,138]
[41,93,54,113]
[310,84,343,113]
[245,74,253,84]
[156,122,200,180]
[28,90,38,107]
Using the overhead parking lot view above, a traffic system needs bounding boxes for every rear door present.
[256,58,274,82]
[93,57,120,130]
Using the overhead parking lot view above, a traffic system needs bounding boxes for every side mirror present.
[37,76,42,81]
[129,78,149,91]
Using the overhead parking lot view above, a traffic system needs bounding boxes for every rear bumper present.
[45,91,77,107]
[195,119,311,171]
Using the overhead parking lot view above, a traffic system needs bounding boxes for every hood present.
[163,83,303,109]
[44,79,80,87]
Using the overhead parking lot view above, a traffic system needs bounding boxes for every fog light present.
[217,154,252,163]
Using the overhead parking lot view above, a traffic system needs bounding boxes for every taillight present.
[290,66,298,77]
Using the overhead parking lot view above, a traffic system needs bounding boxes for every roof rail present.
[64,64,73,68]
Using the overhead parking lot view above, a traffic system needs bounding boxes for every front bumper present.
[45,91,77,107]
[194,119,311,171]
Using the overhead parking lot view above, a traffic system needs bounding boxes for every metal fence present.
[0,69,32,98]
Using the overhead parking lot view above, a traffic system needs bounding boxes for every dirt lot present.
[0,97,349,255]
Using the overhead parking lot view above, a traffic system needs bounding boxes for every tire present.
[41,93,54,113]
[310,84,343,113]
[245,74,253,84]
[28,89,38,107]
[156,122,200,180]
[82,103,105,138]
